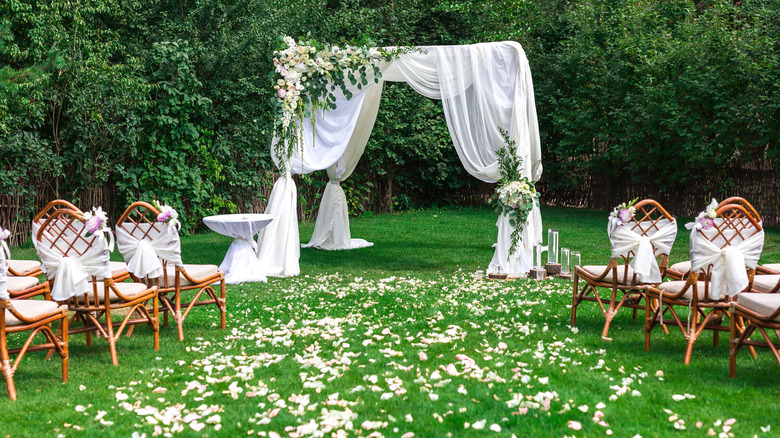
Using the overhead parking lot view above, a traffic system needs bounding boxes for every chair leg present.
[571,273,579,326]
[220,278,226,330]
[153,295,160,351]
[729,315,738,378]
[645,295,653,352]
[61,315,69,383]
[176,291,184,342]
[105,308,118,366]
[0,330,16,400]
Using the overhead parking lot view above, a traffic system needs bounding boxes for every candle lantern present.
[545,229,561,276]
[529,243,547,280]
[571,251,582,281]
[559,247,571,279]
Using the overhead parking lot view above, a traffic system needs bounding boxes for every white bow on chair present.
[37,237,112,301]
[610,219,678,284]
[116,227,183,279]
[690,229,764,300]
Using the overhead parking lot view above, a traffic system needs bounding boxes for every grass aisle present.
[3,205,780,437]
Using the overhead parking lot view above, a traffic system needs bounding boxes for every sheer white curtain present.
[258,85,377,275]
[384,42,543,275]
[259,42,543,277]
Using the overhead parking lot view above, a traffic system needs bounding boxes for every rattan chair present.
[33,200,130,282]
[572,199,676,340]
[116,202,226,341]
[730,293,780,396]
[35,208,158,365]
[0,230,68,400]
[666,197,762,281]
[645,203,763,364]
[7,259,43,278]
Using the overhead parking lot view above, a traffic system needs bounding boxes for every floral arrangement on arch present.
[492,127,539,257]
[271,36,407,165]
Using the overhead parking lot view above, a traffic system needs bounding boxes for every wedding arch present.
[256,41,543,277]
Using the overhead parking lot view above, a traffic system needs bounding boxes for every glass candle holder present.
[571,251,581,272]
[534,244,545,269]
[547,229,559,264]
[560,247,570,275]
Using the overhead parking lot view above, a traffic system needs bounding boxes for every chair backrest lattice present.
[36,209,112,307]
[116,202,166,242]
[33,199,83,245]
[703,204,763,251]
[613,199,676,265]
[718,197,762,224]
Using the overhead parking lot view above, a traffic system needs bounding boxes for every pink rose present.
[157,210,172,223]
[86,216,102,235]
[278,89,287,98]
[700,217,715,230]
[618,208,632,223]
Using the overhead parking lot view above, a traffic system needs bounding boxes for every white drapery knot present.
[37,238,112,301]
[690,229,764,300]
[0,240,8,301]
[239,237,258,252]
[116,227,183,279]
[609,219,677,284]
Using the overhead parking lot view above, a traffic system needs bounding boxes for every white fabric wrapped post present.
[203,214,273,284]
[257,173,301,277]
[36,235,112,301]
[690,227,765,300]
[609,219,678,284]
[0,235,9,301]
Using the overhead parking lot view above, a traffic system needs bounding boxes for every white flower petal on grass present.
[761,425,771,433]
[578,405,589,413]
[472,419,486,430]
[490,424,501,432]
[115,392,129,401]
[567,421,582,431]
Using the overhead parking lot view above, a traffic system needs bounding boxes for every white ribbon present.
[0,238,8,301]
[239,237,258,252]
[116,226,183,279]
[609,219,678,284]
[36,237,112,301]
[690,228,764,300]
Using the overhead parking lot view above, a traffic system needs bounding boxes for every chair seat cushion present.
[655,281,708,301]
[5,300,65,326]
[668,261,691,276]
[164,264,220,287]
[760,263,780,274]
[8,259,41,276]
[109,261,129,278]
[580,265,638,285]
[751,275,780,293]
[737,293,780,322]
[76,281,153,304]
[6,276,41,293]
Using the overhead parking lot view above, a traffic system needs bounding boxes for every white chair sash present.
[609,219,678,284]
[690,228,764,300]
[0,240,8,301]
[116,226,183,279]
[36,237,112,301]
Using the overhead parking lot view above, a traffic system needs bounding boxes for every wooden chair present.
[7,260,43,278]
[0,231,68,400]
[33,200,130,282]
[35,208,158,365]
[666,197,763,280]
[572,199,676,340]
[645,203,763,364]
[116,202,226,341]
[730,292,780,396]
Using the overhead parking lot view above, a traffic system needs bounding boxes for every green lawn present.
[4,205,780,437]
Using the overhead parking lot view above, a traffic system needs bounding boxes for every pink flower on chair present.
[85,216,103,235]
[157,209,172,223]
[618,208,633,223]
[699,216,715,230]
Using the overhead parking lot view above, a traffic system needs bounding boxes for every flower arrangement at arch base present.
[491,128,539,258]
[270,36,411,165]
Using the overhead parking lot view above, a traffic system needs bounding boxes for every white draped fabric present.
[257,173,301,277]
[116,224,184,279]
[203,214,273,283]
[37,236,112,301]
[609,219,678,284]
[260,41,543,277]
[690,226,765,300]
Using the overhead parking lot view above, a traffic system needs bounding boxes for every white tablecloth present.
[203,214,274,284]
